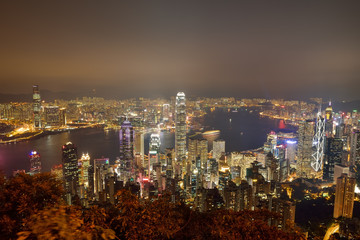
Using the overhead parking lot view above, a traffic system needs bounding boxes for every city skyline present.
[0,1,360,100]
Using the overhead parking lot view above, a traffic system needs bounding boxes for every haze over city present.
[1,1,360,100]
[1,2,360,240]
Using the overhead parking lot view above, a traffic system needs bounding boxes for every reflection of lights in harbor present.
[202,130,220,141]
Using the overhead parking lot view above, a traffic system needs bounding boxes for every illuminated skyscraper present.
[32,85,41,129]
[311,112,325,173]
[62,142,79,203]
[162,103,170,121]
[334,173,355,219]
[350,130,360,166]
[188,135,208,169]
[135,131,144,166]
[148,133,161,173]
[29,150,41,175]
[78,153,90,199]
[44,106,61,127]
[325,102,333,136]
[119,119,135,181]
[213,139,225,160]
[296,120,315,178]
[323,138,343,181]
[175,92,186,161]
[149,133,161,152]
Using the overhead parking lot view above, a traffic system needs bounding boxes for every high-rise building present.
[44,106,61,127]
[94,158,110,198]
[148,133,161,173]
[296,120,315,178]
[188,135,208,170]
[333,173,356,219]
[162,103,170,121]
[325,102,333,137]
[350,130,360,166]
[32,85,41,129]
[62,142,79,203]
[78,153,90,199]
[213,139,225,160]
[149,133,161,152]
[311,113,325,172]
[323,138,343,182]
[135,131,144,159]
[119,119,135,181]
[29,150,41,175]
[175,92,186,161]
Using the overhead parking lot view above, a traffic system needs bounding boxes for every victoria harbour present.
[0,108,293,176]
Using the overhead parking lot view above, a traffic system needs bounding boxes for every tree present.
[0,173,64,239]
[17,206,115,240]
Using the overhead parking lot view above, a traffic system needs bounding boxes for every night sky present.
[1,1,360,100]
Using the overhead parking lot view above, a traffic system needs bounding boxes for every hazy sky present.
[1,1,360,100]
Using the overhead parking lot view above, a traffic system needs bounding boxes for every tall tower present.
[213,139,225,160]
[32,85,41,129]
[29,150,41,175]
[119,119,135,180]
[296,120,315,178]
[333,173,356,219]
[62,142,79,203]
[323,138,343,181]
[188,135,208,169]
[325,101,333,137]
[78,153,90,199]
[311,111,325,173]
[175,92,186,161]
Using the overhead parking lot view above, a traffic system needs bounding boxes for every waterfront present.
[0,109,295,176]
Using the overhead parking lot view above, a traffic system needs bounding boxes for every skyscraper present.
[78,153,90,199]
[213,139,225,160]
[32,85,41,129]
[323,138,343,182]
[162,103,170,121]
[62,142,79,203]
[325,102,333,137]
[350,130,360,166]
[175,92,186,161]
[29,150,41,175]
[44,106,61,127]
[188,135,208,170]
[333,173,356,219]
[296,120,315,178]
[119,119,135,181]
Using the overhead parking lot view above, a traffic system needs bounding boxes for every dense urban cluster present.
[1,86,360,239]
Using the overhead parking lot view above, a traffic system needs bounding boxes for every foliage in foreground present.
[0,173,305,240]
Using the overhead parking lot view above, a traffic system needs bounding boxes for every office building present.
[44,106,61,127]
[188,135,208,169]
[32,85,41,129]
[296,120,315,178]
[175,92,186,161]
[213,139,225,160]
[78,153,90,199]
[62,142,79,203]
[29,150,41,175]
[323,138,343,182]
[119,119,135,180]
[333,173,356,219]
